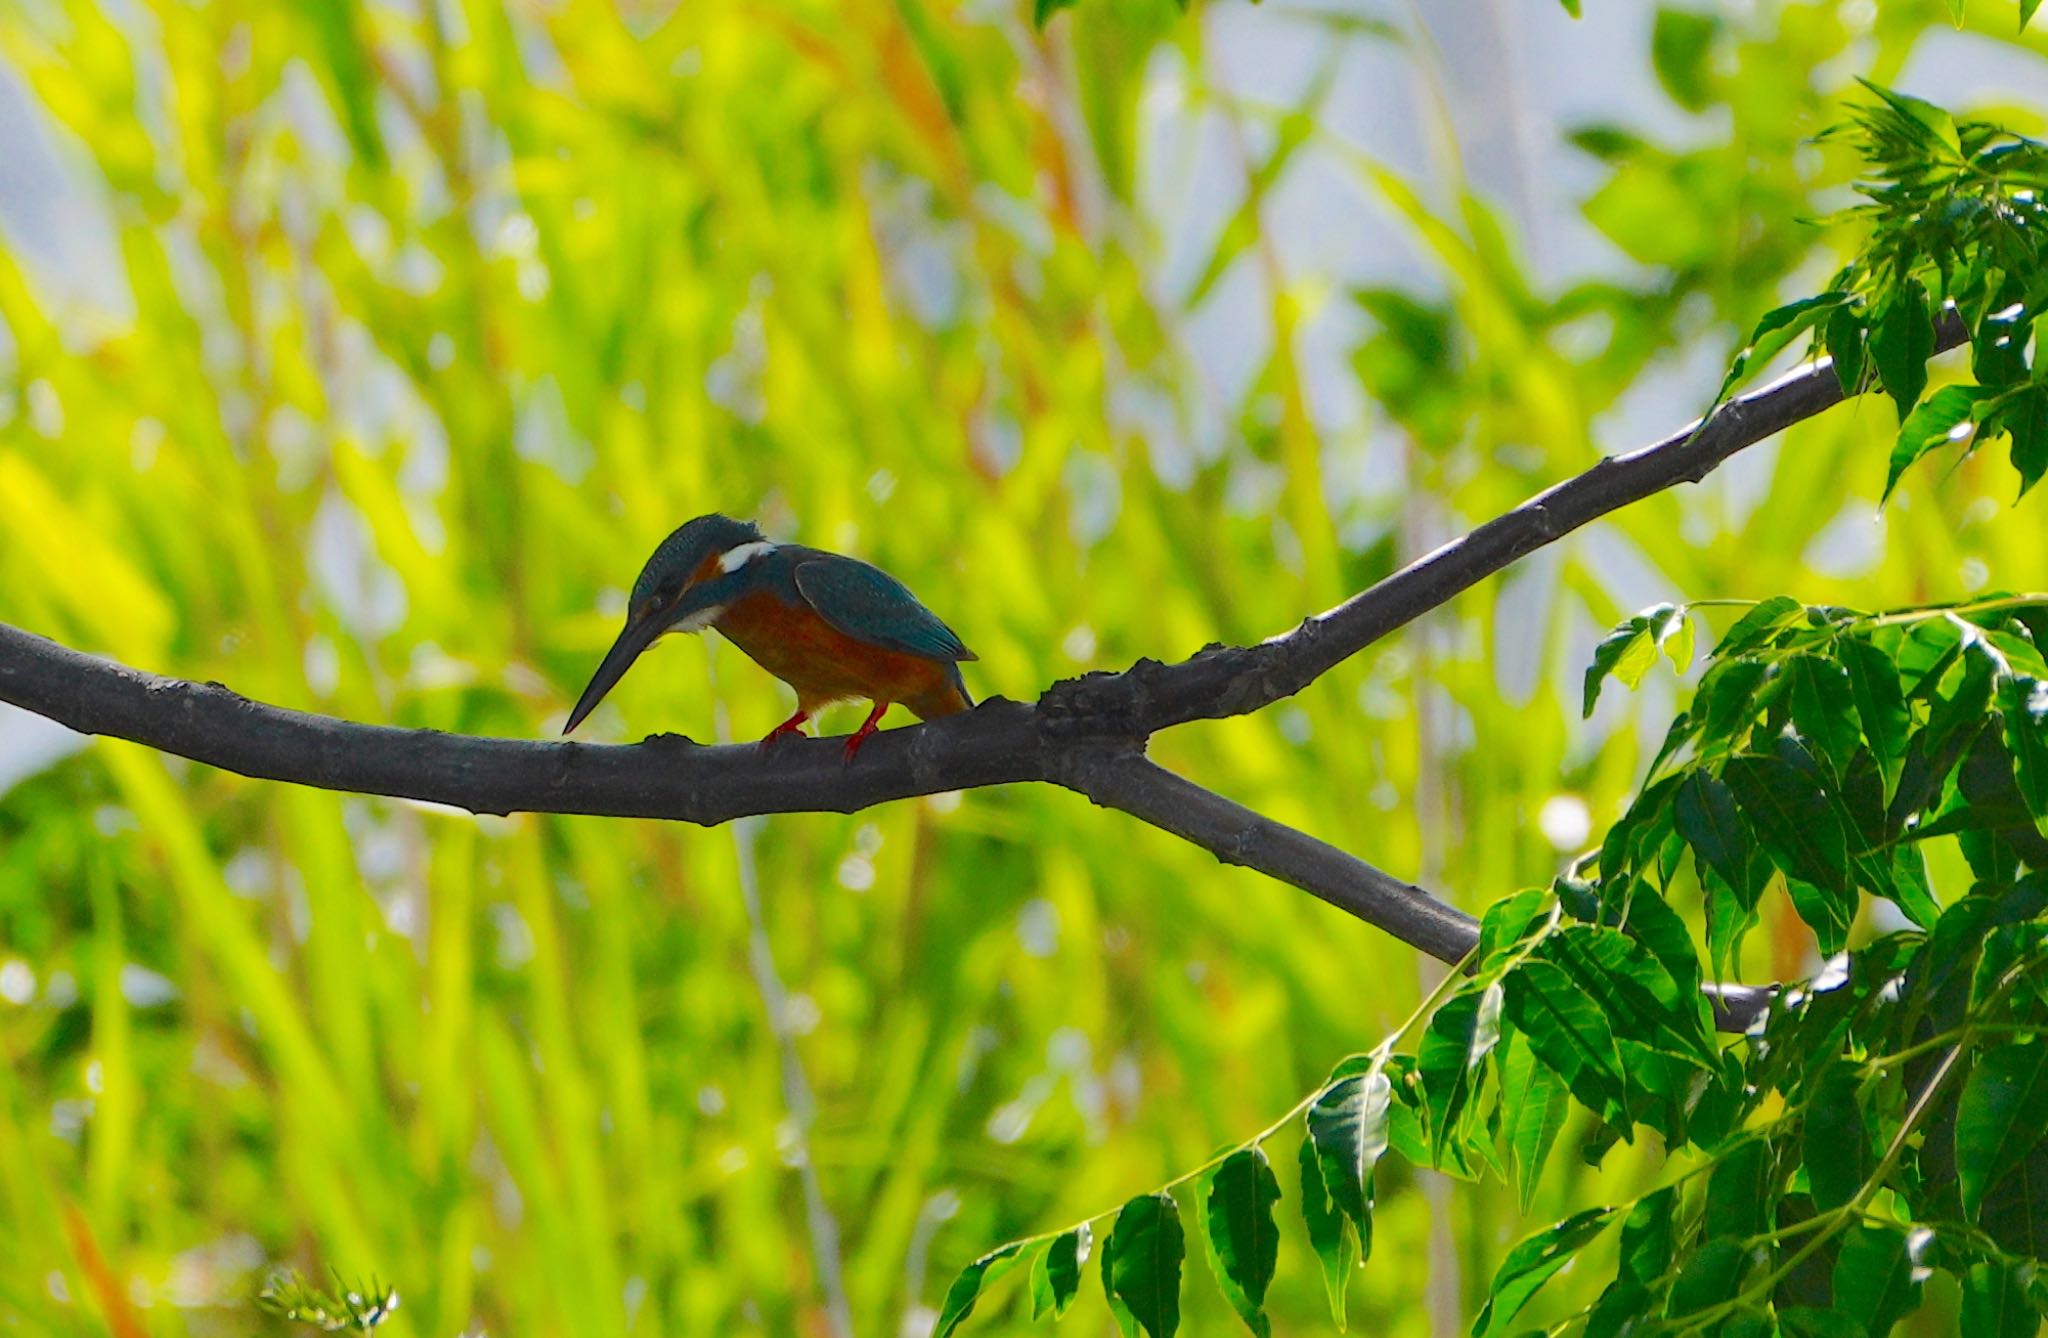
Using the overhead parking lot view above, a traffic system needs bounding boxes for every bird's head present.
[563,514,774,735]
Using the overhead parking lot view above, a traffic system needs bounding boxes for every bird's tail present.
[905,665,973,720]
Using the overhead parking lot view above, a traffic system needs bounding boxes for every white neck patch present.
[672,603,728,634]
[718,540,777,573]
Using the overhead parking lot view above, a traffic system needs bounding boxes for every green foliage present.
[257,1271,399,1334]
[1101,1193,1184,1338]
[952,593,2048,1333]
[1719,83,2048,499]
[1197,1149,1281,1336]
[943,72,2048,1331]
[5,2,2048,1335]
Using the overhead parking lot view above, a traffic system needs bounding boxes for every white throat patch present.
[718,540,777,573]
[672,603,728,634]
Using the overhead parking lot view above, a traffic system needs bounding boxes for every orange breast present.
[715,591,967,719]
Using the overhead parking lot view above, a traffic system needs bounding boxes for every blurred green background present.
[0,1,2044,1334]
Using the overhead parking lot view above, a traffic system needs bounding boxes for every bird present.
[562,514,976,761]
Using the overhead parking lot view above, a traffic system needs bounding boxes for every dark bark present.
[0,339,1954,1034]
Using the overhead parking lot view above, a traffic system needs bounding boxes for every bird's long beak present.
[562,614,663,735]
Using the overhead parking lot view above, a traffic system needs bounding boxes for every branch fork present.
[1,337,1963,1029]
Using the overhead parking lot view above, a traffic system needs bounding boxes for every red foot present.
[759,709,810,753]
[841,702,891,765]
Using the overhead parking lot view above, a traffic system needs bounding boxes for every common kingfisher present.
[562,515,977,761]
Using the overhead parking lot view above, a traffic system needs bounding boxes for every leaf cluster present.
[1590,595,2048,969]
[945,591,2048,1334]
[256,1270,400,1334]
[1725,85,2048,498]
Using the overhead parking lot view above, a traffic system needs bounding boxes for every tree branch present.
[1061,749,1480,962]
[1,343,1945,1037]
[1046,314,1970,736]
[0,623,1054,822]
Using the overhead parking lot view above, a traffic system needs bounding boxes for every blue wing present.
[792,554,975,663]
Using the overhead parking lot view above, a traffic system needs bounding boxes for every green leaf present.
[1676,770,1751,886]
[1959,1260,2035,1337]
[1585,1281,1654,1338]
[1502,958,1631,1131]
[1584,610,1660,717]
[1705,1137,1773,1239]
[1724,749,1854,950]
[1801,1065,1871,1211]
[1532,926,1716,1075]
[1859,81,1962,157]
[935,1241,1035,1338]
[2000,675,2048,836]
[1030,1226,1090,1321]
[2006,385,2048,497]
[1778,1306,1869,1338]
[1719,295,1852,401]
[1830,1224,1924,1335]
[1789,654,1862,778]
[1419,983,1504,1161]
[2024,0,2043,31]
[1667,616,1697,676]
[1870,278,1934,428]
[1979,1144,2048,1258]
[1651,8,1718,112]
[1618,1187,1676,1286]
[1842,636,1911,799]
[1665,1238,1752,1316]
[1033,0,1078,25]
[1958,1041,2048,1219]
[1887,384,1990,500]
[1476,886,1552,967]
[1471,1207,1616,1337]
[1307,1069,1391,1243]
[1296,1138,1357,1329]
[1199,1149,1280,1337]
[1102,1194,1183,1338]
[1974,922,2048,1011]
[1826,300,1867,396]
[1715,596,1804,658]
[1499,1033,1571,1213]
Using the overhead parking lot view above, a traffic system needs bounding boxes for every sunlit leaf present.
[935,1241,1035,1338]
[1503,958,1631,1130]
[1471,1207,1616,1338]
[1031,1226,1091,1321]
[1887,384,1990,500]
[1307,1069,1391,1241]
[1715,597,1805,658]
[1419,984,1504,1161]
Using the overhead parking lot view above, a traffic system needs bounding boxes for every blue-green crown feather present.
[631,514,762,610]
